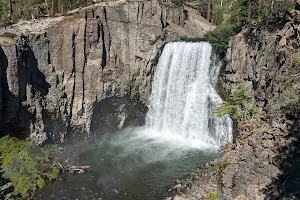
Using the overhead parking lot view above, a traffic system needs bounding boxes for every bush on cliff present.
[0,135,60,198]
[215,84,259,122]
[0,154,19,200]
[292,52,300,67]
[204,24,238,58]
[205,0,246,58]
[282,76,300,106]
[208,0,295,58]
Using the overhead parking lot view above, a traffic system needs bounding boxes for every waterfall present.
[145,42,232,147]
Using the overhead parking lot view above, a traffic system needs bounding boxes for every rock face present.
[165,160,218,200]
[0,0,211,144]
[218,13,300,200]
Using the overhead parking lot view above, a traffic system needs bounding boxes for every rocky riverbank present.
[165,160,218,200]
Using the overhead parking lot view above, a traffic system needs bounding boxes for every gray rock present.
[218,13,300,200]
[0,0,209,143]
[204,163,209,169]
[173,196,188,200]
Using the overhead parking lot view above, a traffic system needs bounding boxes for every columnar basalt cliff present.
[0,0,211,144]
[218,13,300,200]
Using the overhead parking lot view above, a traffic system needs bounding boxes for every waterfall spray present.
[146,42,232,147]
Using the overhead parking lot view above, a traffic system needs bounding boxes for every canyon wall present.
[0,0,211,144]
[218,12,300,200]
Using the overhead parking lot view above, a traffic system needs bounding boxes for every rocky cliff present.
[218,10,300,200]
[0,0,211,144]
[164,5,300,200]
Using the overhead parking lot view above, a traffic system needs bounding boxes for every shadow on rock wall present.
[90,96,147,136]
[0,38,51,139]
[0,46,32,138]
[266,103,300,199]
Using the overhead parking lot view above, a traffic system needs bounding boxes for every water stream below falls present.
[36,128,217,200]
[36,42,232,200]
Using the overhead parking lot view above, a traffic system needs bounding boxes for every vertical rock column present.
[0,48,3,132]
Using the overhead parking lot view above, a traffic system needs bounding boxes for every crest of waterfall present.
[145,42,232,147]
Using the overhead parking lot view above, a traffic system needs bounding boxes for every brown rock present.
[234,194,247,200]
[173,196,188,200]
[279,36,287,46]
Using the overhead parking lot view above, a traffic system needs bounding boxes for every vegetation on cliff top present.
[0,0,93,26]
[0,135,60,198]
[0,0,205,27]
[205,0,295,58]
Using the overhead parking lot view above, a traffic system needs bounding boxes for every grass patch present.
[207,192,218,200]
[0,135,60,198]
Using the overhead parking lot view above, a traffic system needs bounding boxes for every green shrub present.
[205,24,239,59]
[208,0,294,58]
[215,84,259,122]
[212,0,247,26]
[282,76,300,106]
[207,192,218,200]
[282,87,299,106]
[0,135,59,198]
[212,5,224,26]
[292,52,300,67]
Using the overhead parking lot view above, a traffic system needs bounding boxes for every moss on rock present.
[206,192,218,200]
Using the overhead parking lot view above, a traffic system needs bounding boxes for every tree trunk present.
[207,0,211,22]
[44,0,49,15]
[271,0,275,16]
[248,0,252,25]
[9,0,12,17]
[58,0,60,13]
[51,0,54,16]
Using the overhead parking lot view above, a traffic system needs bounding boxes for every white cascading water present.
[145,42,232,147]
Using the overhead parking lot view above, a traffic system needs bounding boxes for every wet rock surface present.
[165,160,218,200]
